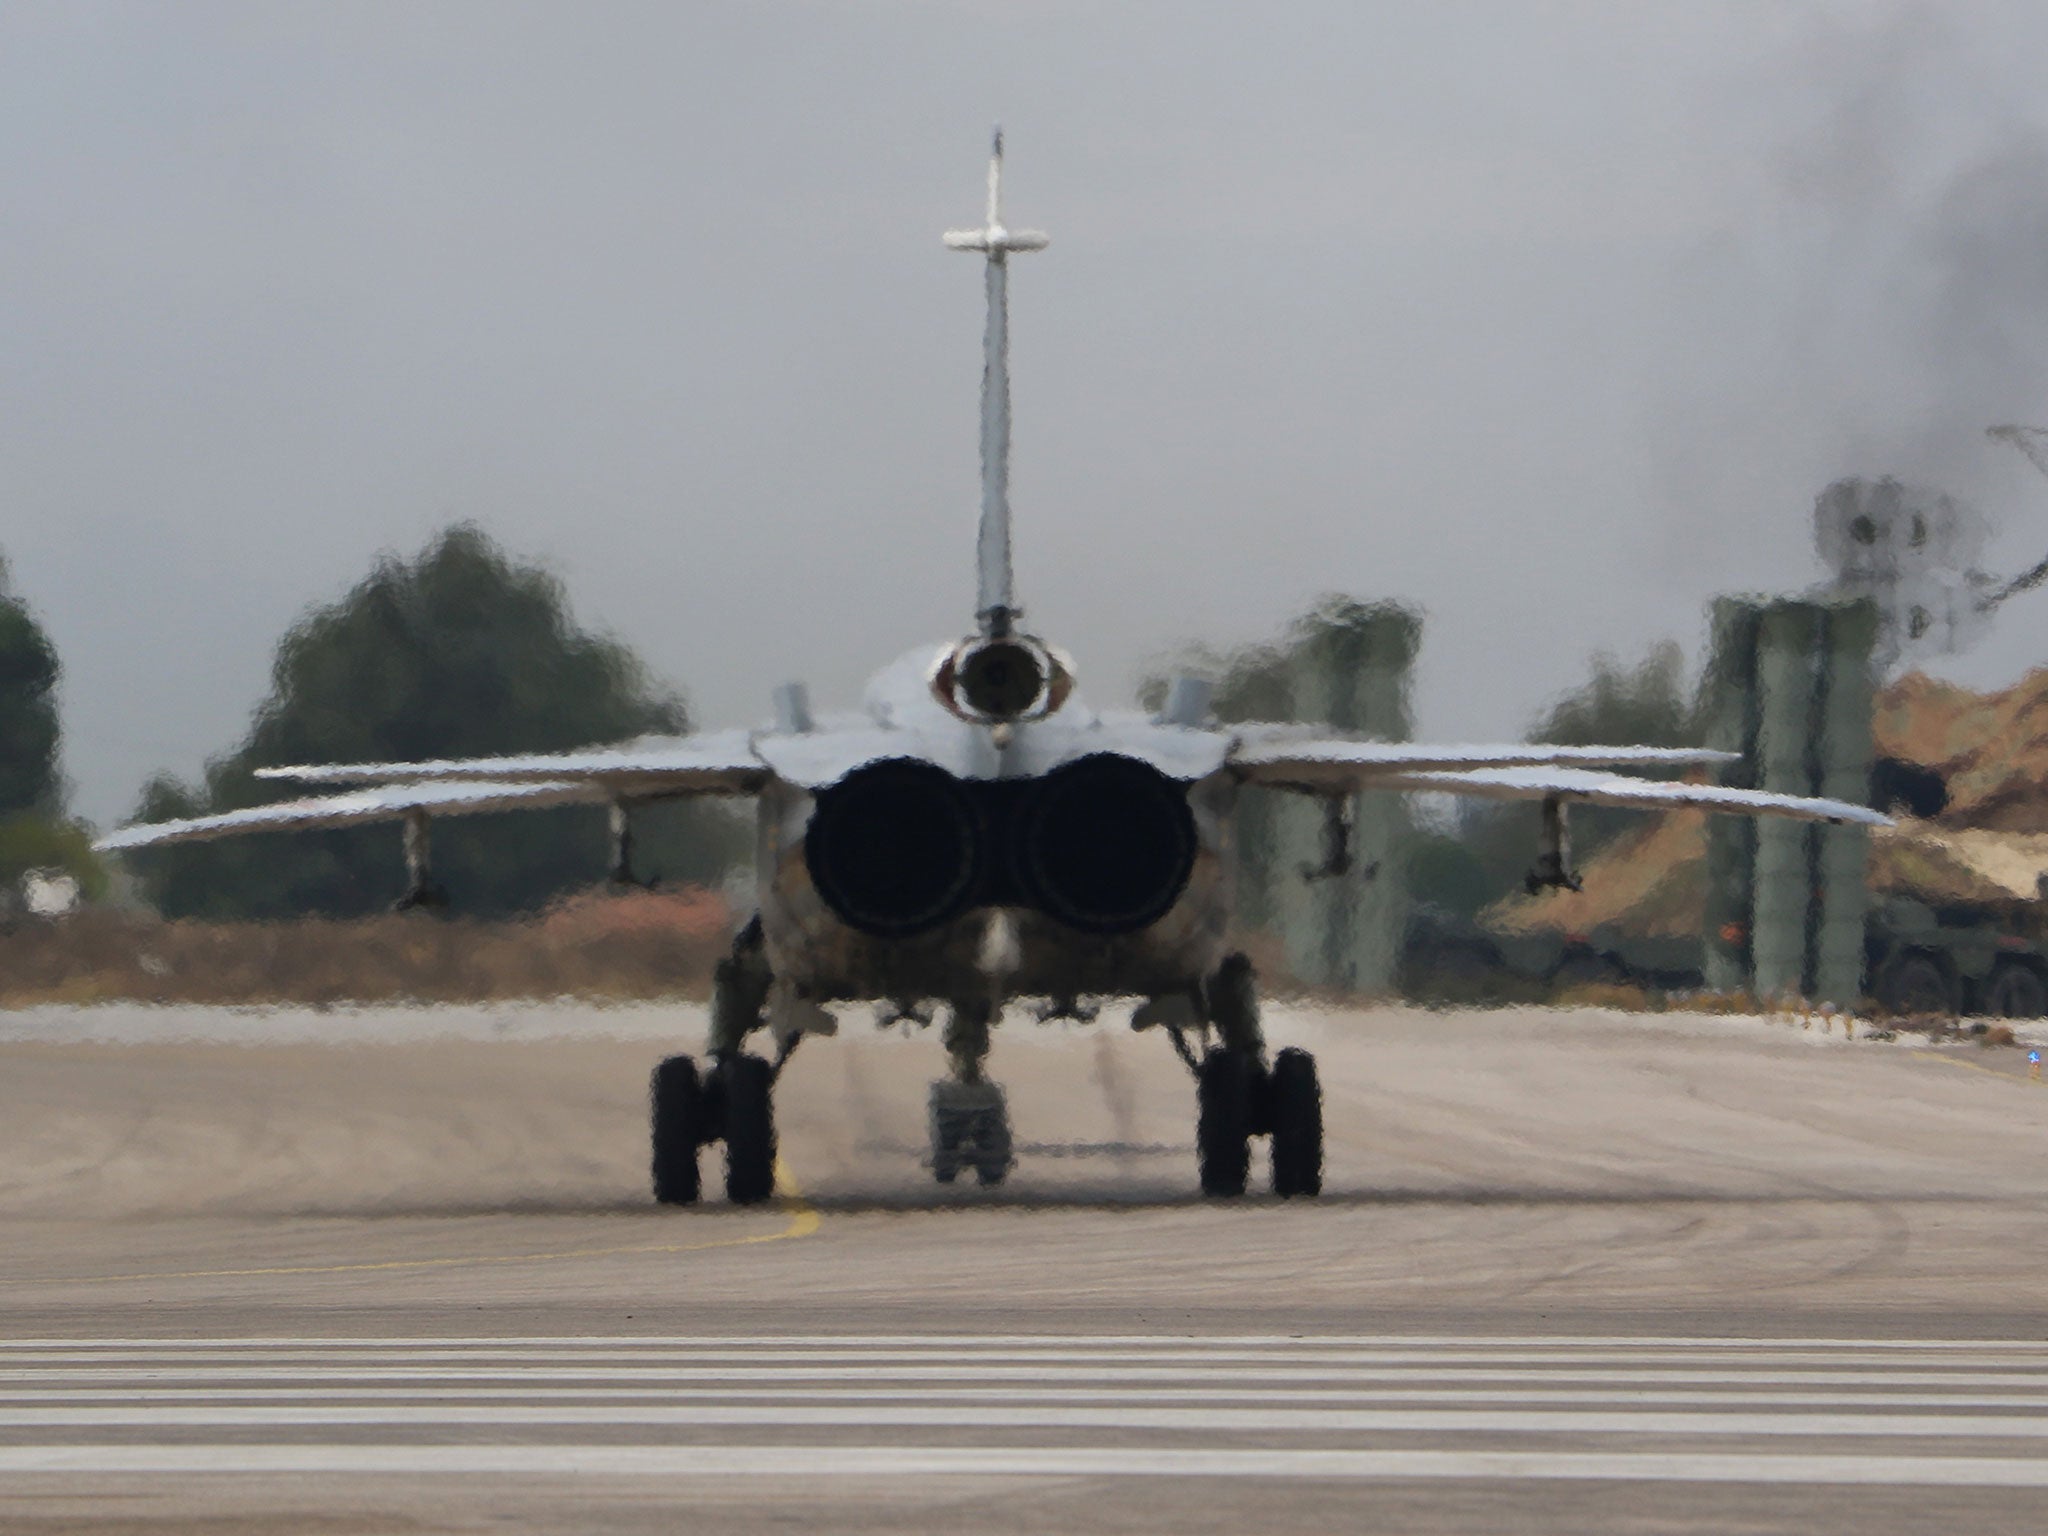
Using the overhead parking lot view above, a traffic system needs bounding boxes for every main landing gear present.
[650,920,782,1206]
[1186,953,1323,1199]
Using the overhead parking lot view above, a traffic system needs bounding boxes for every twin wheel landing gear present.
[650,922,781,1206]
[650,1052,777,1205]
[1189,953,1324,1198]
[929,1080,1012,1186]
[1195,1044,1323,1197]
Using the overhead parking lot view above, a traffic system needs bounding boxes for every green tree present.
[0,558,109,905]
[1462,640,1704,890]
[1529,641,1698,757]
[0,564,61,817]
[1404,830,1495,919]
[131,524,744,919]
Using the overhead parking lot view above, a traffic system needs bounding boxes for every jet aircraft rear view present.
[97,134,1890,1206]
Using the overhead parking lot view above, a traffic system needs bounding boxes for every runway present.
[3,999,2047,1531]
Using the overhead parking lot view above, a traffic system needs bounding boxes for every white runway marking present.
[6,1364,2046,1387]
[14,1386,2048,1409]
[2,1335,2046,1487]
[7,1334,2047,1350]
[6,1403,2048,1435]
[3,1445,2048,1487]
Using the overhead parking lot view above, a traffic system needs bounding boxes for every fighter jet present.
[97,133,1887,1206]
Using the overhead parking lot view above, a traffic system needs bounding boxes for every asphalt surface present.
[3,998,2047,1533]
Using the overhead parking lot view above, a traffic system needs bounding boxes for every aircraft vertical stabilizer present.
[944,128,1047,639]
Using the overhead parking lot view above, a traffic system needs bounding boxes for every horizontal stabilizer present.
[943,228,1049,253]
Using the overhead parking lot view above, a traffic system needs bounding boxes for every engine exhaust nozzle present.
[931,634,1073,724]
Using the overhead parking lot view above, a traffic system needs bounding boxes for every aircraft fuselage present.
[749,646,1239,1006]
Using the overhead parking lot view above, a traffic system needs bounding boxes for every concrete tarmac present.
[2,998,2047,1533]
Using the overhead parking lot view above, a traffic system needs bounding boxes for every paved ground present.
[2,998,2047,1533]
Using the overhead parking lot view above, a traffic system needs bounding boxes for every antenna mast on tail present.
[945,128,1047,639]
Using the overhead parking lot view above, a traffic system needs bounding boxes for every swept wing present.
[95,779,602,851]
[95,730,769,854]
[250,728,766,796]
[1227,736,1736,794]
[1225,737,1885,827]
[1366,764,1887,826]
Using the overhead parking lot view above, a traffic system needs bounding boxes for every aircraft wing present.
[94,779,607,852]
[1227,735,1736,793]
[1362,765,1890,826]
[250,728,769,798]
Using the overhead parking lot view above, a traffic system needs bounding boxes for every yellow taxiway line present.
[1915,1051,2043,1089]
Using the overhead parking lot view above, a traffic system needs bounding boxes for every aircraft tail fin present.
[944,127,1046,638]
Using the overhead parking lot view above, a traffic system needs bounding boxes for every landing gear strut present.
[607,800,657,889]
[650,920,781,1206]
[1525,794,1583,894]
[1187,953,1323,1199]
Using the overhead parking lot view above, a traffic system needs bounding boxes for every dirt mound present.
[0,888,732,1008]
[1867,820,2048,909]
[1875,667,2048,831]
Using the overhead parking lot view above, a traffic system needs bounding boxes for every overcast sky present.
[8,1,2048,822]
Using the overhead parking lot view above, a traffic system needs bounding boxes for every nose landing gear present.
[927,998,1012,1186]
[929,1080,1013,1186]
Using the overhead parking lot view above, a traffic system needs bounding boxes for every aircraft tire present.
[1196,1047,1255,1197]
[718,1054,778,1205]
[649,1055,704,1206]
[931,1108,962,1184]
[975,1091,1013,1187]
[1986,961,2048,1020]
[1876,951,1956,1019]
[1268,1047,1323,1198]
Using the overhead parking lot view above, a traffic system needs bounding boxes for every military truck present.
[1862,895,2048,1018]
